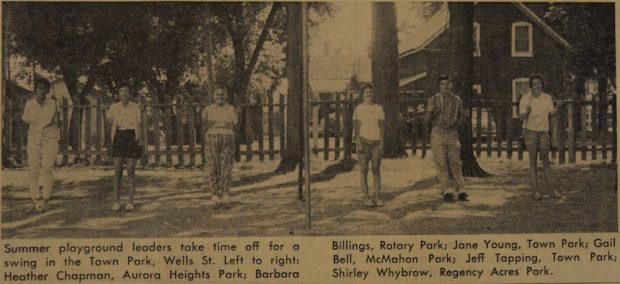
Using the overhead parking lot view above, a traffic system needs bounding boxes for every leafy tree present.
[544,3,615,91]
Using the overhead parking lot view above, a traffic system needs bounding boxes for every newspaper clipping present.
[1,1,618,283]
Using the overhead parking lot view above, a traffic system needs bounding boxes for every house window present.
[512,78,530,118]
[511,22,533,57]
[473,23,481,57]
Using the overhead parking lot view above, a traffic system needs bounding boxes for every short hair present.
[118,83,131,91]
[35,77,51,91]
[359,82,373,95]
[529,74,545,88]
[437,75,451,84]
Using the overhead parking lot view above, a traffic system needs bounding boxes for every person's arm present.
[201,107,209,132]
[519,95,530,122]
[135,105,142,144]
[21,101,32,124]
[550,96,562,116]
[353,107,362,151]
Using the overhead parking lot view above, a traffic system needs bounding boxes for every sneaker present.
[373,199,384,207]
[457,192,469,201]
[363,198,374,207]
[443,193,454,202]
[34,199,45,212]
[125,203,135,211]
[111,203,121,211]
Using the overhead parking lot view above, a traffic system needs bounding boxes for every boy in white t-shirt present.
[353,83,385,207]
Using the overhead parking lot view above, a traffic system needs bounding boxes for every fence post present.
[592,98,598,160]
[268,95,275,160]
[188,102,196,168]
[176,96,185,168]
[153,96,161,166]
[567,101,576,163]
[506,102,514,159]
[199,102,206,168]
[245,106,253,162]
[164,97,173,167]
[612,95,617,164]
[580,100,587,161]
[600,92,608,160]
[279,94,285,157]
[323,100,330,160]
[334,93,342,160]
[84,102,92,166]
[486,105,492,158]
[95,97,103,164]
[475,102,482,157]
[62,98,69,165]
[258,98,265,161]
[496,107,503,158]
[343,93,354,160]
[558,100,566,164]
[140,97,148,167]
[410,104,418,156]
[7,99,14,163]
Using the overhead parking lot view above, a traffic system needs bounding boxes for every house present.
[398,2,573,112]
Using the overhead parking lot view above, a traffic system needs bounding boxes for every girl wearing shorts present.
[106,85,142,211]
[353,83,385,207]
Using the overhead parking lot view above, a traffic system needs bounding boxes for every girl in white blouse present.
[106,85,142,211]
[201,87,238,209]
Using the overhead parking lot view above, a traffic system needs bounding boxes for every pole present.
[301,2,312,229]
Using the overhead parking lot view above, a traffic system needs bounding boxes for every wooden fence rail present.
[3,93,616,168]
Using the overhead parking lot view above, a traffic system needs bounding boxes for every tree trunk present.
[448,3,490,177]
[371,2,406,158]
[276,2,303,173]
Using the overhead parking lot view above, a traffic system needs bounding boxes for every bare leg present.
[126,159,137,204]
[370,145,382,206]
[526,144,540,196]
[113,157,123,202]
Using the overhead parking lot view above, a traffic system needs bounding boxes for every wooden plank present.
[199,103,206,167]
[95,97,103,163]
[188,103,196,168]
[279,94,285,158]
[600,94,608,160]
[612,96,617,163]
[7,99,14,162]
[496,108,503,158]
[84,103,92,165]
[506,103,514,159]
[16,99,24,164]
[475,103,482,157]
[176,97,185,168]
[410,104,418,156]
[592,98,598,160]
[153,96,161,166]
[258,98,265,161]
[323,100,329,160]
[312,103,319,156]
[334,93,341,160]
[62,98,69,165]
[343,95,354,160]
[581,100,587,161]
[486,106,492,157]
[245,107,253,161]
[164,97,173,167]
[235,107,241,162]
[268,95,275,160]
[567,102,576,163]
[558,102,566,164]
[140,98,148,167]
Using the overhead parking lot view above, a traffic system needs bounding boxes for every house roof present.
[399,2,573,58]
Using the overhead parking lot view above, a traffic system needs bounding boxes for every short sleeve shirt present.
[353,103,385,141]
[202,104,238,135]
[22,98,60,144]
[427,93,464,130]
[519,92,554,132]
[106,102,141,130]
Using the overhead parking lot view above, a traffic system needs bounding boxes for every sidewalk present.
[1,157,616,238]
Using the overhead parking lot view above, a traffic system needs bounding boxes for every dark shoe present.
[212,203,223,210]
[457,192,469,201]
[443,193,454,202]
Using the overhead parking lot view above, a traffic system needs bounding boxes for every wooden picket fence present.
[3,92,616,168]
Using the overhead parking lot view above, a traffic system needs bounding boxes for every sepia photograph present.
[1,1,617,239]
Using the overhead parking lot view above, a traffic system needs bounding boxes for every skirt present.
[111,130,141,159]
